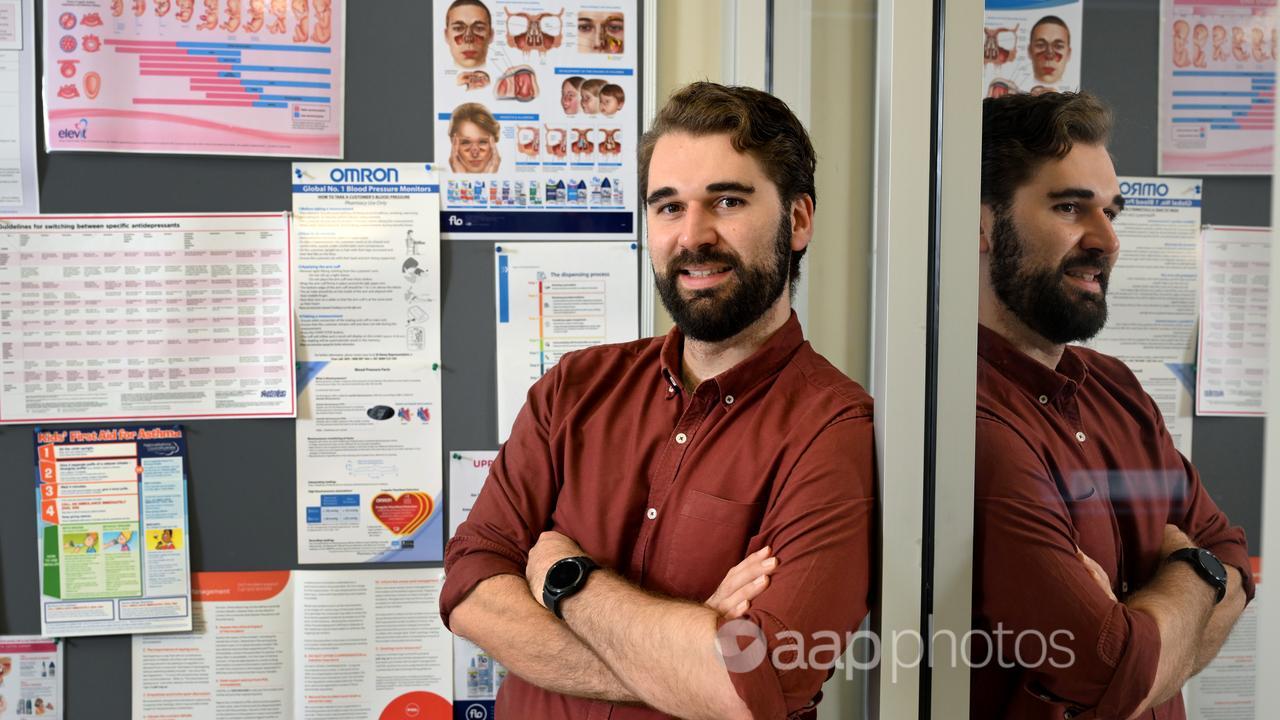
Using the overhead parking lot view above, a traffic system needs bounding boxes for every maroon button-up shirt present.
[973,325,1255,720]
[440,313,875,719]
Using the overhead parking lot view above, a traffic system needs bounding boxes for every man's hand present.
[705,546,778,619]
[526,530,586,607]
[1076,547,1117,602]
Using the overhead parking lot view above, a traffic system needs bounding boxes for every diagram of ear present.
[496,66,539,102]
[506,7,564,55]
[517,126,540,157]
[571,128,594,156]
[600,129,621,155]
[458,70,490,90]
[545,126,567,157]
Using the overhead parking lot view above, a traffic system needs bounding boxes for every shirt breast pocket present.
[662,489,764,600]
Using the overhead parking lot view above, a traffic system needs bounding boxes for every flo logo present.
[58,118,89,140]
[716,618,768,673]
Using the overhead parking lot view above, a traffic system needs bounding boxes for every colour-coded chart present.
[1159,0,1278,174]
[43,0,344,157]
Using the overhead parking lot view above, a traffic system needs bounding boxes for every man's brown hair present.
[638,82,817,282]
[981,91,1111,212]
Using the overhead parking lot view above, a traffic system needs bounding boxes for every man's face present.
[1030,22,1071,83]
[600,93,620,115]
[646,132,807,342]
[452,120,494,172]
[446,4,491,68]
[983,143,1123,345]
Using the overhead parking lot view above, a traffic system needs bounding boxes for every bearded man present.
[972,91,1254,720]
[440,81,876,719]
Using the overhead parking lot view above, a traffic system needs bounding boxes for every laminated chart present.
[35,425,193,638]
[0,214,295,424]
[42,0,344,157]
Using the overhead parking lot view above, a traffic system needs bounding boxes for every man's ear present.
[789,194,816,253]
[979,204,996,254]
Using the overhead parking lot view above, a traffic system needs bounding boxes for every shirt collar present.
[977,323,1089,402]
[660,311,807,401]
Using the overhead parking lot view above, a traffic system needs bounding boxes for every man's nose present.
[1080,210,1120,256]
[677,205,717,251]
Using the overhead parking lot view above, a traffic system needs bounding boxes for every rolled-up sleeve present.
[975,416,1160,719]
[439,363,564,629]
[720,413,876,718]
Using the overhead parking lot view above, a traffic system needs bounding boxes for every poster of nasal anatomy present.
[983,0,1082,99]
[1159,0,1277,175]
[42,0,344,157]
[432,0,638,239]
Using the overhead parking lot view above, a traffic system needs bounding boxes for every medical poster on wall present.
[1159,0,1277,175]
[133,569,454,720]
[42,0,344,157]
[0,0,40,213]
[1082,177,1201,456]
[34,425,192,638]
[432,0,638,239]
[0,636,63,719]
[1183,558,1261,717]
[494,241,639,442]
[1197,225,1270,416]
[292,163,445,563]
[983,0,1082,98]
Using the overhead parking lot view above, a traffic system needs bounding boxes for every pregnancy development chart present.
[42,0,344,157]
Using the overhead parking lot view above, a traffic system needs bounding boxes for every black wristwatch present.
[543,556,599,619]
[1167,547,1228,604]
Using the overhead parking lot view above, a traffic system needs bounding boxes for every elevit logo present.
[58,118,89,140]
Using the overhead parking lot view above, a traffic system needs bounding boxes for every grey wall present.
[1083,0,1265,545]
[0,1,640,717]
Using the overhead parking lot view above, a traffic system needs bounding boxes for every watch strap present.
[1168,547,1227,604]
[544,556,599,619]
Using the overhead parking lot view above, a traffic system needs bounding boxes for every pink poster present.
[1159,0,1277,175]
[43,0,344,158]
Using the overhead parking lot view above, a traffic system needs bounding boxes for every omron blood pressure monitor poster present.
[983,0,1083,98]
[34,425,193,638]
[432,0,638,239]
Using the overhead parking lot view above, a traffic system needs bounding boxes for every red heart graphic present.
[371,492,433,536]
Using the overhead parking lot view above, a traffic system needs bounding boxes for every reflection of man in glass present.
[449,103,502,173]
[444,0,491,69]
[1029,15,1071,84]
[577,11,624,53]
[972,91,1254,720]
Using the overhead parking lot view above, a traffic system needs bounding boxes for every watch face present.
[547,559,585,592]
[1199,550,1228,583]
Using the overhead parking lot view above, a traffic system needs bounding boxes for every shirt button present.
[675,432,687,444]
[646,507,658,520]
[725,395,735,405]
[1075,431,1087,442]
[1038,394,1049,404]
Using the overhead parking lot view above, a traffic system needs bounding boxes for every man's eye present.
[718,197,745,208]
[1055,203,1078,214]
[656,203,681,215]
[1104,209,1118,221]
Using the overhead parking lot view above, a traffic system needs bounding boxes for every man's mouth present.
[678,264,733,289]
[1064,267,1103,292]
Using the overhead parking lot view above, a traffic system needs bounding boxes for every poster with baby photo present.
[1158,0,1277,175]
[983,0,1083,99]
[432,0,639,239]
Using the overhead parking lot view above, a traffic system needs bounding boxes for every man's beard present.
[988,209,1110,344]
[654,211,791,343]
